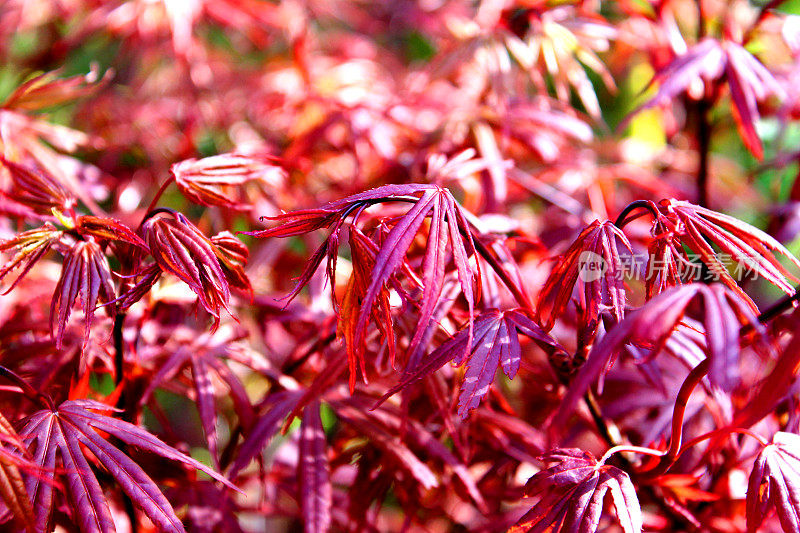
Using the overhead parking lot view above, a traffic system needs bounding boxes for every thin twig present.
[144,176,175,216]
[696,98,712,208]
[641,358,710,478]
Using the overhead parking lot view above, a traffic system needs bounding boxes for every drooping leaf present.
[19,398,237,533]
[537,219,632,332]
[143,211,232,328]
[245,184,481,380]
[635,38,726,110]
[747,432,800,533]
[630,39,784,159]
[0,223,62,293]
[647,199,800,310]
[171,152,285,208]
[338,227,395,391]
[337,186,480,367]
[510,448,642,533]
[50,239,116,349]
[376,309,564,418]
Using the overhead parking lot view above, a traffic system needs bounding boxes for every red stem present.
[0,366,54,410]
[678,427,768,457]
[641,358,710,477]
[614,200,660,229]
[143,176,176,217]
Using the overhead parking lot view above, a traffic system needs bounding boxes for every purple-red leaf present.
[0,157,75,213]
[19,399,236,533]
[211,231,252,294]
[50,239,116,349]
[246,184,481,384]
[139,338,255,470]
[631,39,784,159]
[241,209,341,240]
[648,199,800,310]
[537,220,632,332]
[74,216,148,250]
[510,448,642,533]
[171,152,285,208]
[376,309,563,418]
[747,432,800,533]
[229,391,302,478]
[334,402,438,489]
[553,283,771,429]
[0,412,36,533]
[143,211,231,328]
[0,223,61,294]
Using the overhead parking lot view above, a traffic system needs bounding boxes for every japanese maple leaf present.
[228,390,303,478]
[331,401,439,490]
[483,100,594,164]
[72,216,148,251]
[642,199,800,310]
[244,184,481,374]
[50,239,116,349]
[0,223,62,294]
[170,152,285,209]
[0,157,74,214]
[1,69,110,112]
[376,308,563,418]
[338,227,396,391]
[553,283,772,429]
[163,481,244,533]
[1,218,146,349]
[632,38,785,160]
[18,398,237,533]
[537,219,632,332]
[142,210,232,329]
[343,396,487,511]
[230,393,444,510]
[747,431,800,533]
[210,231,252,295]
[510,448,642,533]
[598,337,714,448]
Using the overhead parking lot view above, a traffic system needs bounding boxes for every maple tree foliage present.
[4,1,800,532]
